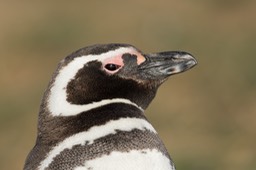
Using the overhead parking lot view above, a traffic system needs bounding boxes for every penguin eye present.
[104,64,121,71]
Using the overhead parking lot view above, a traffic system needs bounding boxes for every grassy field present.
[1,1,256,169]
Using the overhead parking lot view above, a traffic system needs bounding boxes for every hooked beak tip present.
[181,54,197,67]
[167,53,197,75]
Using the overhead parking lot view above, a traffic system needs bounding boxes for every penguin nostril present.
[104,64,121,71]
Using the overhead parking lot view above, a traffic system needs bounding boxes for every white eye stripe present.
[48,47,140,116]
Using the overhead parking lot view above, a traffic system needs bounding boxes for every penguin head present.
[46,44,197,116]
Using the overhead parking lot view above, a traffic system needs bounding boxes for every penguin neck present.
[38,103,147,145]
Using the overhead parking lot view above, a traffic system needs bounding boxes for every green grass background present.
[1,1,256,169]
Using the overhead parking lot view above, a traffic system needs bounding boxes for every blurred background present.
[1,1,255,170]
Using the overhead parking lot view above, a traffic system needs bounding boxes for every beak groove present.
[138,51,197,79]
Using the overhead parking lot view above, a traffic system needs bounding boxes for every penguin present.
[24,43,197,170]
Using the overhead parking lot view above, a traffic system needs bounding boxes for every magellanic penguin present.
[24,43,197,170]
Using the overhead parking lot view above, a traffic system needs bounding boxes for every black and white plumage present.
[24,43,197,170]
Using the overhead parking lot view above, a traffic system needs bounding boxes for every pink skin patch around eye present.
[102,55,124,74]
[103,55,125,67]
[102,51,146,74]
[136,53,146,65]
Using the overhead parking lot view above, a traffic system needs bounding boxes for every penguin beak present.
[138,51,197,80]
